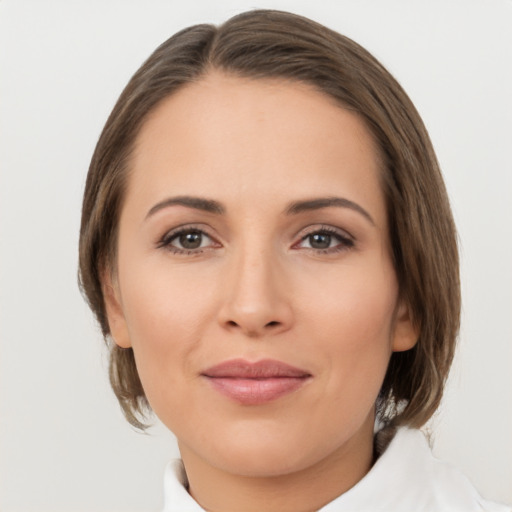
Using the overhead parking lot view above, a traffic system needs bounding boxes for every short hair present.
[79,9,460,430]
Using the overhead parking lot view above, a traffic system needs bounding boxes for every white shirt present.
[162,427,510,511]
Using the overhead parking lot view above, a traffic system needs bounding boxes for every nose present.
[217,247,294,338]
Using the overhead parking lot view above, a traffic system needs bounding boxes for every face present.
[105,72,416,478]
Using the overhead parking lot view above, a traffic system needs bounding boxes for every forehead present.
[128,72,385,225]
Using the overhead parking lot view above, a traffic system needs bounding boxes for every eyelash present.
[295,225,355,254]
[157,225,355,255]
[156,225,218,255]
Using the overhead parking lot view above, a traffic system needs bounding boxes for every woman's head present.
[79,9,459,435]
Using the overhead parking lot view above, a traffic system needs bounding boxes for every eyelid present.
[295,224,354,242]
[157,223,221,251]
[292,224,356,252]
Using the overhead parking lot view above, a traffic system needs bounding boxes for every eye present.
[158,227,218,254]
[295,227,354,253]
[305,232,335,250]
[174,231,207,250]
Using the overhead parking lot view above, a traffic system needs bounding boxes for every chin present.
[210,442,314,478]
[196,423,349,479]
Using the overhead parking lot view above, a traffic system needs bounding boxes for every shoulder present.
[390,428,509,512]
[320,427,511,512]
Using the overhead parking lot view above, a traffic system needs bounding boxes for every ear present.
[103,272,132,349]
[391,300,419,352]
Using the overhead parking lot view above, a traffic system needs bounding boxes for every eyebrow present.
[285,197,375,225]
[145,194,374,225]
[146,195,225,219]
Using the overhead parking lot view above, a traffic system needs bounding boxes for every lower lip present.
[204,376,309,405]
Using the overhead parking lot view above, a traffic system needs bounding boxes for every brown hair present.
[79,9,460,430]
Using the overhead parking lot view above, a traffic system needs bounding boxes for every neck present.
[179,415,375,512]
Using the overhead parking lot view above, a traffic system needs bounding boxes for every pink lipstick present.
[201,359,311,405]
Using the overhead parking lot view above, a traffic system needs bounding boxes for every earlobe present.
[103,273,132,349]
[392,300,419,352]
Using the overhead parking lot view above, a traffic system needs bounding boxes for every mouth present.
[201,359,312,405]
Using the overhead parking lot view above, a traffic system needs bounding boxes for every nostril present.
[266,321,280,328]
[227,320,238,327]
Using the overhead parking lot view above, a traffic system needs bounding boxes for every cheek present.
[120,252,219,338]
[304,264,398,396]
[117,262,219,408]
[304,257,397,341]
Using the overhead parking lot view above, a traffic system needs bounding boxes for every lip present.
[201,359,312,405]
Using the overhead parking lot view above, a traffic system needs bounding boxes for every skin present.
[105,72,417,512]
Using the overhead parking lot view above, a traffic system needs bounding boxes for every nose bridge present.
[219,232,292,336]
[233,241,275,301]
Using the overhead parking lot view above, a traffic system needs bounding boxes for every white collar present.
[162,427,509,511]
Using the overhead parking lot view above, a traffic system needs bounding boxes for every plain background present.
[1,1,511,510]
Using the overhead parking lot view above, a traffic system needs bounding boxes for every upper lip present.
[201,359,311,379]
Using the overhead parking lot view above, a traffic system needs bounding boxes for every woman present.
[78,9,509,512]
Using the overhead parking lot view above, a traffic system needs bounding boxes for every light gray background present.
[1,1,511,510]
